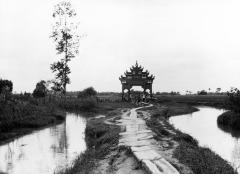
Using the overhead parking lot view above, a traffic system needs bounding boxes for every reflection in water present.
[0,113,86,174]
[169,107,240,173]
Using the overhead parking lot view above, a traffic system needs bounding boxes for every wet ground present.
[111,105,180,174]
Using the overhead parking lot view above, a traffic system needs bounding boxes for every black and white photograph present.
[1,0,240,174]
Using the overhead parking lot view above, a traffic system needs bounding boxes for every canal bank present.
[0,112,87,174]
[59,102,236,174]
[57,104,147,174]
[0,101,66,146]
[170,106,240,173]
[144,103,236,174]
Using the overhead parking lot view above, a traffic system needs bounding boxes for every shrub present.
[0,79,13,101]
[217,111,240,130]
[0,79,13,94]
[78,87,97,98]
[33,80,47,98]
[197,90,208,95]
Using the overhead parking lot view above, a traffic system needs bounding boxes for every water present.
[169,106,240,172]
[0,113,87,174]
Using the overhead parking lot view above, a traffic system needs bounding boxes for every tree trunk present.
[63,31,68,95]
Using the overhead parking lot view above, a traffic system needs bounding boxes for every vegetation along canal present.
[0,113,87,174]
[170,106,240,173]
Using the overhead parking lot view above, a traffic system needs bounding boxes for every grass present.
[0,92,134,144]
[0,99,65,144]
[56,97,98,112]
[144,103,236,174]
[27,94,134,115]
[159,102,199,118]
[57,116,120,174]
[57,98,135,117]
[174,141,236,174]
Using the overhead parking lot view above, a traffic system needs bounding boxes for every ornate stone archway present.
[119,61,155,101]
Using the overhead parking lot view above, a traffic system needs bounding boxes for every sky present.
[1,0,240,94]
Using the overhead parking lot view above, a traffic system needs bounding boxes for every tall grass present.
[56,97,97,112]
[0,97,65,142]
[13,93,99,112]
[174,140,236,174]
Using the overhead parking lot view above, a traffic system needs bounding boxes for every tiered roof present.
[119,61,155,85]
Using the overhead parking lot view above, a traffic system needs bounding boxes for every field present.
[155,94,228,108]
[66,92,229,108]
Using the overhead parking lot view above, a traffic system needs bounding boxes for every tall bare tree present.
[50,1,80,94]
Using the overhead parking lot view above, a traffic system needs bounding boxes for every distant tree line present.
[197,88,223,95]
[197,90,208,95]
[155,91,180,96]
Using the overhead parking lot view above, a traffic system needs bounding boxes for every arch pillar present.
[128,88,131,101]
[121,86,124,101]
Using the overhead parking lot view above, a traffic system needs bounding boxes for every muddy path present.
[103,104,190,174]
[117,105,180,174]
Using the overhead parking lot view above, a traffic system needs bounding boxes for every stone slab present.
[119,130,152,136]
[95,115,106,119]
[120,132,154,140]
[134,150,162,161]
[117,104,179,174]
[119,140,155,147]
[153,158,180,174]
[131,145,157,152]
[142,160,164,174]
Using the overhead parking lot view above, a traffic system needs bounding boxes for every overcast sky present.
[1,0,240,93]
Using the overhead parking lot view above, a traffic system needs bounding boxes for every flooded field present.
[0,113,87,174]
